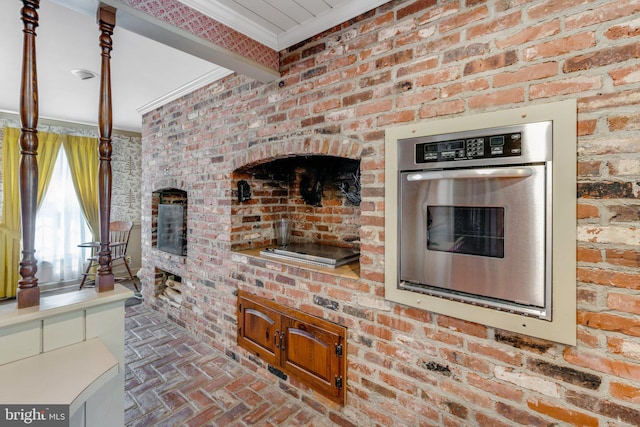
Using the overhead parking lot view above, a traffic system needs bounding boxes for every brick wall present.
[141,0,640,425]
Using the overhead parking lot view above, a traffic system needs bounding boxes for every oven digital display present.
[416,132,522,163]
[440,140,464,151]
[490,136,505,146]
[427,206,505,258]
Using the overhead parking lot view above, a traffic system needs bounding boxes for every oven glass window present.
[427,206,505,258]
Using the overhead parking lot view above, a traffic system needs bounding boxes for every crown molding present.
[177,0,391,51]
[178,0,279,49]
[137,67,233,115]
[0,110,141,136]
[276,0,392,49]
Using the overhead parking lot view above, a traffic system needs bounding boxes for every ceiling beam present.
[53,0,280,83]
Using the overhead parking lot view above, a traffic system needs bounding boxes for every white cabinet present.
[0,285,132,427]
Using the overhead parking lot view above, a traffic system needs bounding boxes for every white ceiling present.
[0,0,389,133]
[180,0,391,50]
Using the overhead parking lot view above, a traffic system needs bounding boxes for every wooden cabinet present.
[237,290,347,405]
[237,295,281,366]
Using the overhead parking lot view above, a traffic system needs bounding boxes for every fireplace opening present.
[152,188,187,256]
[231,155,361,253]
[236,156,360,207]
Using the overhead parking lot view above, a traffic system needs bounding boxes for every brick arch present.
[152,180,187,193]
[229,134,363,251]
[231,135,363,171]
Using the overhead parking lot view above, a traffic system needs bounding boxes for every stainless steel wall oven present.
[397,122,552,319]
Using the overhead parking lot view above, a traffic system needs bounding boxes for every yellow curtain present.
[37,133,63,210]
[62,135,99,241]
[1,128,22,299]
[0,127,62,298]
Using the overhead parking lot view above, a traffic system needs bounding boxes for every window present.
[427,206,505,258]
[35,147,92,284]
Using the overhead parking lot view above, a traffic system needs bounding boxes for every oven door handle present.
[406,167,533,181]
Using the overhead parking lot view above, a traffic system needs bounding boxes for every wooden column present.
[17,0,40,308]
[95,5,116,292]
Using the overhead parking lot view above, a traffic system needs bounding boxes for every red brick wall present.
[141,0,640,425]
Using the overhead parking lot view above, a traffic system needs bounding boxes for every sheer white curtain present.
[35,147,92,284]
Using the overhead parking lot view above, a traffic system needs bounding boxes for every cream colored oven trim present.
[384,99,577,345]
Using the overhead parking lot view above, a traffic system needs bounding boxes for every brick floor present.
[124,304,329,426]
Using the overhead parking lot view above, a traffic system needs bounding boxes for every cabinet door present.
[281,314,346,403]
[238,295,281,366]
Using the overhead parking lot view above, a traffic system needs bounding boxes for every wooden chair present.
[79,221,139,291]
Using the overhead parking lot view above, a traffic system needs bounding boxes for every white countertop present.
[0,284,133,328]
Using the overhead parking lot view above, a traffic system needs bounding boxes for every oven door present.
[399,164,549,314]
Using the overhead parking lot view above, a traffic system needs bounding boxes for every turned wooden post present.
[17,0,40,308]
[95,5,116,292]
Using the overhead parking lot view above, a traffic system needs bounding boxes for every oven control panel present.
[416,131,522,163]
